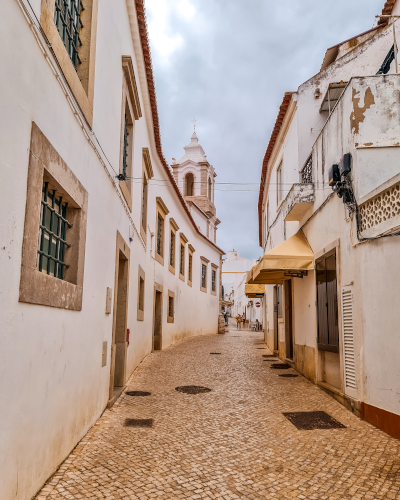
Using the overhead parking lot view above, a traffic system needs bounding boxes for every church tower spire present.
[171,127,220,243]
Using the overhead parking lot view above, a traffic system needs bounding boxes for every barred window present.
[188,254,193,283]
[212,270,216,292]
[201,264,206,289]
[37,182,72,279]
[168,296,174,318]
[170,230,175,267]
[180,244,184,276]
[122,114,129,178]
[157,214,163,256]
[54,0,83,70]
[138,277,144,312]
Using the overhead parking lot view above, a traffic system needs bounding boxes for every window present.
[137,265,145,321]
[41,0,100,125]
[157,215,163,256]
[119,57,143,211]
[202,264,206,288]
[186,173,194,196]
[208,178,212,200]
[170,231,175,267]
[188,244,195,287]
[180,245,184,275]
[179,233,188,281]
[54,0,83,69]
[38,182,72,279]
[200,257,209,292]
[140,148,153,242]
[168,218,179,274]
[19,123,88,311]
[155,197,169,266]
[211,263,218,296]
[277,161,284,204]
[167,290,175,323]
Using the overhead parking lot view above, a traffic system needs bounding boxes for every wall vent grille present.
[359,182,400,231]
[341,288,356,390]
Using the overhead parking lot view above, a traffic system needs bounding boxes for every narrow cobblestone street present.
[37,330,400,500]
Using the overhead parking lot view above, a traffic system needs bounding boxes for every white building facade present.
[255,1,400,439]
[0,1,223,498]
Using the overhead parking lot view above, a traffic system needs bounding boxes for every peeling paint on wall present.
[350,87,375,134]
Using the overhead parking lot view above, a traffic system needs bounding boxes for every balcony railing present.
[300,154,313,184]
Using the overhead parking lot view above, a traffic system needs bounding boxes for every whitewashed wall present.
[0,1,221,499]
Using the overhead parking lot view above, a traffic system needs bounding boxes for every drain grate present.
[175,386,211,394]
[263,355,276,358]
[210,353,221,355]
[256,348,267,350]
[125,391,151,397]
[124,418,153,427]
[283,411,346,430]
[279,374,298,378]
[271,363,291,369]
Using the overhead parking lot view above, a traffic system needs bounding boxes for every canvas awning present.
[246,230,314,285]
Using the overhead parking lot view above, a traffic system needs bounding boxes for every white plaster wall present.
[0,1,221,499]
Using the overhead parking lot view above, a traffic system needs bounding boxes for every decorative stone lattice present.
[300,155,313,184]
[359,183,400,231]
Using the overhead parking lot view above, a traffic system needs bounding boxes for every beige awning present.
[247,230,313,285]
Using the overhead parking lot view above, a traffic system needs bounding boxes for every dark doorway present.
[153,287,163,350]
[284,280,293,359]
[114,251,129,389]
[316,250,339,352]
[273,285,281,351]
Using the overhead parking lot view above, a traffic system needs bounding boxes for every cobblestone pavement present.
[37,330,400,500]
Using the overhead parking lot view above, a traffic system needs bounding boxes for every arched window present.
[208,178,212,200]
[186,173,194,196]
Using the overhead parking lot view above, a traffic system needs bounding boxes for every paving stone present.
[35,330,400,499]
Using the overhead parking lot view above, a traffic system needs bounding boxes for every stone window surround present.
[140,148,153,242]
[155,197,169,266]
[167,289,175,323]
[211,263,218,296]
[200,256,209,293]
[188,244,195,287]
[168,218,179,275]
[118,57,142,211]
[19,122,88,311]
[137,264,145,321]
[179,233,188,282]
[40,0,99,126]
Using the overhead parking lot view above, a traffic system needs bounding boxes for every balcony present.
[282,183,314,221]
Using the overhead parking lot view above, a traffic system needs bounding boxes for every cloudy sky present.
[145,0,384,259]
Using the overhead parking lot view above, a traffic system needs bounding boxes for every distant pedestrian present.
[242,313,246,329]
[236,315,242,329]
[224,311,229,326]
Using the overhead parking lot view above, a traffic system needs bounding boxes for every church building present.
[172,129,221,244]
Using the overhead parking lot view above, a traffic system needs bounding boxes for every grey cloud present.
[148,0,384,258]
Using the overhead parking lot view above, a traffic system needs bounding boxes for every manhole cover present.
[125,391,151,396]
[124,418,153,427]
[210,353,221,355]
[279,374,298,378]
[271,363,291,369]
[283,411,346,430]
[175,386,211,394]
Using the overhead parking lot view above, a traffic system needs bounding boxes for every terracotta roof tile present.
[379,0,396,24]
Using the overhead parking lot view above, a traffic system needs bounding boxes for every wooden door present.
[316,250,339,352]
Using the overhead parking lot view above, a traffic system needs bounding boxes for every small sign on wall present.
[106,287,112,314]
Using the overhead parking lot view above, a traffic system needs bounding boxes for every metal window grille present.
[168,296,173,317]
[141,175,147,229]
[37,182,72,279]
[212,270,216,292]
[300,155,313,183]
[189,254,192,282]
[201,264,206,288]
[157,214,162,255]
[139,278,144,311]
[170,231,174,266]
[53,0,83,69]
[122,114,129,178]
[180,245,184,275]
